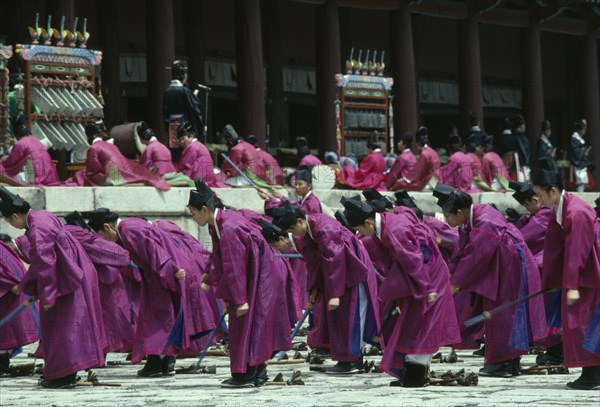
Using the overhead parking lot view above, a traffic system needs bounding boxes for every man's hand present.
[566,289,580,305]
[257,189,269,201]
[451,285,460,294]
[328,297,340,311]
[270,189,283,199]
[427,292,438,303]
[236,302,249,317]
[11,285,20,295]
[43,303,54,311]
[201,282,211,292]
[175,269,186,281]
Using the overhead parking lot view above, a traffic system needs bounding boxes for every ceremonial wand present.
[193,311,228,372]
[275,303,313,361]
[274,253,303,259]
[0,298,33,329]
[464,288,551,328]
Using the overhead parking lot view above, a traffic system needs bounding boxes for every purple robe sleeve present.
[0,243,23,297]
[562,197,596,289]
[2,142,28,176]
[217,225,249,305]
[314,227,347,299]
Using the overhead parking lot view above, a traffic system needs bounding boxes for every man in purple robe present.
[1,115,59,186]
[396,127,441,191]
[0,187,106,389]
[296,137,322,168]
[532,168,600,390]
[138,121,177,176]
[189,178,292,387]
[338,132,386,190]
[82,208,218,377]
[63,211,136,353]
[260,166,322,215]
[247,135,285,185]
[386,132,416,191]
[176,121,219,186]
[271,203,381,374]
[433,183,548,377]
[0,234,39,375]
[220,125,272,186]
[68,123,170,190]
[342,197,460,387]
[440,135,476,192]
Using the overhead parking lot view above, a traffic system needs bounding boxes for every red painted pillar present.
[390,4,418,137]
[315,0,341,154]
[458,7,483,134]
[583,22,600,191]
[146,0,175,144]
[235,0,266,144]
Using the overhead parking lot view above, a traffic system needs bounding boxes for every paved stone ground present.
[1,340,599,407]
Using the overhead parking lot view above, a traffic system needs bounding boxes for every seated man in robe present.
[247,135,284,185]
[67,122,170,191]
[337,131,387,190]
[1,114,60,186]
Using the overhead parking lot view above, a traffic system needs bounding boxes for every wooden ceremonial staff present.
[275,303,313,361]
[464,288,552,327]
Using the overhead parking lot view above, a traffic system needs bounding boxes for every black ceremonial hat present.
[189,177,216,208]
[341,196,375,228]
[64,211,92,231]
[334,210,354,232]
[0,187,30,217]
[295,166,313,183]
[81,208,117,232]
[258,218,286,243]
[509,181,534,205]
[432,182,458,213]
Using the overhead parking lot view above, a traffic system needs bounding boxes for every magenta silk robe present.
[0,241,39,350]
[264,191,323,215]
[71,140,170,190]
[386,149,416,191]
[338,150,387,190]
[204,209,292,373]
[516,206,552,264]
[256,148,285,185]
[139,139,176,176]
[2,136,60,186]
[298,154,322,168]
[423,215,459,264]
[373,213,460,378]
[450,204,548,364]
[481,151,509,187]
[299,214,381,362]
[440,152,475,192]
[19,211,106,379]
[117,218,217,362]
[177,140,218,186]
[541,192,600,367]
[465,152,482,179]
[63,225,135,353]
[221,141,271,184]
[398,146,441,191]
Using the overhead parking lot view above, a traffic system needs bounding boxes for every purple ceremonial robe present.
[372,213,460,378]
[0,242,38,350]
[440,152,476,192]
[450,204,548,364]
[298,154,322,168]
[2,136,60,186]
[386,149,416,191]
[64,225,135,353]
[203,209,292,373]
[256,148,285,185]
[20,211,106,379]
[465,152,482,179]
[117,218,216,362]
[264,191,323,215]
[338,150,387,190]
[423,215,459,264]
[398,146,441,191]
[299,214,381,361]
[152,220,221,354]
[139,139,176,176]
[222,141,272,184]
[516,207,552,263]
[541,192,600,367]
[481,152,509,187]
[177,140,218,186]
[70,140,170,190]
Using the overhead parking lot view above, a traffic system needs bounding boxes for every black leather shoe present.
[40,372,77,389]
[0,354,10,376]
[402,363,429,388]
[511,357,521,376]
[325,359,364,375]
[472,346,485,357]
[254,363,268,387]
[536,343,564,366]
[479,360,513,378]
[221,369,256,388]
[566,366,600,390]
[162,356,176,376]
[137,355,163,378]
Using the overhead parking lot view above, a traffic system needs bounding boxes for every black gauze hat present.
[334,210,354,232]
[432,182,458,213]
[341,196,375,228]
[295,166,312,183]
[177,121,194,138]
[81,208,118,232]
[258,219,286,243]
[509,181,534,205]
[64,211,92,231]
[271,204,305,231]
[0,187,30,217]
[222,124,239,146]
[189,177,216,209]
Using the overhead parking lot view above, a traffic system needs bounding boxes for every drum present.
[311,164,336,190]
[111,122,146,159]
